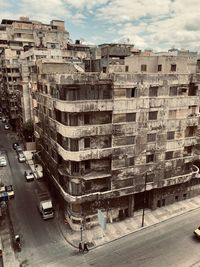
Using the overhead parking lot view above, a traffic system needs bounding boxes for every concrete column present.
[128,194,134,217]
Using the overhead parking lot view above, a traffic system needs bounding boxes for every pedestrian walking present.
[83,242,89,253]
[79,242,83,252]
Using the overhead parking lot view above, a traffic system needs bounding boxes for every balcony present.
[58,165,111,181]
[56,121,112,138]
[162,164,199,187]
[57,143,112,161]
[54,99,113,113]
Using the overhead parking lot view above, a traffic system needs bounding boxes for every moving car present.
[194,227,200,238]
[4,124,10,130]
[24,170,34,181]
[18,152,26,163]
[0,157,7,167]
[13,142,19,150]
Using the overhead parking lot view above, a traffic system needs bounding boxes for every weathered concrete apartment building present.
[1,17,200,231]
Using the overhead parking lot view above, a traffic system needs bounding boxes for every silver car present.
[0,157,7,167]
[24,170,34,181]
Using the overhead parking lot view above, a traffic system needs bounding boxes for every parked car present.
[2,117,6,123]
[24,170,34,181]
[16,146,23,154]
[0,157,7,167]
[4,124,10,130]
[18,152,26,163]
[0,185,14,198]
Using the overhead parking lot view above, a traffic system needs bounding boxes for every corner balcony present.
[54,99,113,113]
[161,164,199,188]
[56,121,112,138]
[57,143,112,161]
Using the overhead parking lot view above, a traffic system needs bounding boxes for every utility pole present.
[80,223,83,242]
[141,172,147,227]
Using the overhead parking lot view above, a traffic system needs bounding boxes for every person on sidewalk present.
[83,242,89,253]
[79,242,83,253]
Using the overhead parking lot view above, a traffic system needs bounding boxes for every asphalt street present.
[0,122,77,266]
[1,121,200,267]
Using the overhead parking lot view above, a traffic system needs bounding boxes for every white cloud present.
[63,0,108,9]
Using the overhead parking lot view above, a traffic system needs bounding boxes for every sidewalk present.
[58,195,200,249]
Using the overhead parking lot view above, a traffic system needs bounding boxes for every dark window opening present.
[84,114,90,125]
[158,64,162,72]
[147,133,156,142]
[146,154,154,163]
[169,86,178,96]
[149,86,158,97]
[84,138,90,148]
[126,113,136,122]
[171,64,176,71]
[167,131,175,140]
[131,87,136,97]
[148,111,158,120]
[141,64,147,71]
[165,151,173,160]
[125,65,129,72]
[71,162,79,174]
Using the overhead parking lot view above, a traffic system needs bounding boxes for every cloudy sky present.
[1,0,200,52]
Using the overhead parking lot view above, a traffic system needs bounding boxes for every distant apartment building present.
[0,17,69,130]
[33,45,200,230]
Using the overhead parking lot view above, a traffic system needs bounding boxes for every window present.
[141,64,147,71]
[16,50,21,55]
[167,131,175,140]
[165,151,173,160]
[183,146,193,156]
[127,157,135,166]
[168,110,176,119]
[103,67,107,73]
[70,139,79,151]
[126,136,135,145]
[148,111,158,120]
[146,173,155,183]
[171,64,176,71]
[71,162,79,174]
[126,87,137,98]
[84,138,90,148]
[149,86,158,97]
[147,133,156,142]
[185,126,196,137]
[84,114,90,125]
[169,86,178,96]
[146,154,154,163]
[126,157,135,167]
[126,113,136,122]
[85,161,91,170]
[131,88,136,97]
[125,66,129,72]
[158,64,162,72]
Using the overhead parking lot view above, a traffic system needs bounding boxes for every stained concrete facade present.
[34,49,200,230]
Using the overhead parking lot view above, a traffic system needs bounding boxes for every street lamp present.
[141,171,148,227]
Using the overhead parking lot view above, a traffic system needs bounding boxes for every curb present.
[58,202,200,251]
[90,205,200,250]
